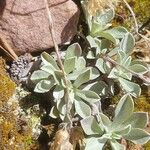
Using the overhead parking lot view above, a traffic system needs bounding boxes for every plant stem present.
[44,0,72,125]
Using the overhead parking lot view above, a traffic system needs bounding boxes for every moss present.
[134,95,150,115]
[0,57,16,106]
[144,141,150,150]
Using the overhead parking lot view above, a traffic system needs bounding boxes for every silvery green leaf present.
[67,68,87,81]
[75,97,91,118]
[123,112,148,129]
[108,68,118,78]
[86,35,99,48]
[30,70,50,83]
[99,113,111,129]
[119,72,132,80]
[129,64,148,74]
[117,51,127,64]
[112,94,134,126]
[119,77,141,97]
[64,57,76,74]
[106,26,128,39]
[76,90,100,103]
[110,139,126,150]
[123,56,132,67]
[131,59,148,67]
[96,58,106,74]
[90,68,100,80]
[120,33,135,54]
[87,50,95,59]
[84,137,107,150]
[65,43,82,59]
[107,47,120,57]
[114,125,131,136]
[91,21,104,36]
[75,57,86,70]
[49,106,59,118]
[89,81,108,96]
[98,31,118,44]
[80,116,103,135]
[73,69,91,88]
[34,79,55,93]
[97,9,115,25]
[53,85,64,100]
[41,65,56,74]
[41,52,59,70]
[57,98,66,116]
[123,128,150,145]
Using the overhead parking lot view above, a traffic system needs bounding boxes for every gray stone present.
[0,0,79,55]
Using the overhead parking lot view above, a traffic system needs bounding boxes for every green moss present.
[0,57,16,106]
[144,141,150,150]
[134,95,150,115]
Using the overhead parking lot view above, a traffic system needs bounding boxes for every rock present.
[0,0,79,55]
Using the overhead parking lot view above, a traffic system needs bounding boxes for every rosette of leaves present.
[30,43,101,120]
[81,94,150,150]
[82,7,149,97]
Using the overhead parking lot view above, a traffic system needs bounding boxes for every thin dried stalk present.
[44,0,72,125]
[0,36,18,60]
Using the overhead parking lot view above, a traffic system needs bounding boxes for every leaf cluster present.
[30,4,150,150]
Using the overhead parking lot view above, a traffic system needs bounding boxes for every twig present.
[44,0,72,125]
[0,36,18,60]
[122,0,150,43]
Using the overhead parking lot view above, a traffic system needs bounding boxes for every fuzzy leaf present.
[67,68,87,81]
[110,139,126,150]
[84,138,107,150]
[30,70,50,83]
[96,58,107,74]
[75,97,91,118]
[65,43,82,59]
[129,64,148,74]
[41,65,56,74]
[120,33,135,54]
[41,52,59,70]
[89,81,108,96]
[34,79,55,93]
[91,68,100,80]
[106,26,128,39]
[112,94,134,126]
[75,57,86,70]
[113,125,131,136]
[123,112,148,129]
[98,31,118,44]
[76,90,100,103]
[87,50,95,59]
[73,69,91,88]
[86,35,99,49]
[97,9,115,25]
[99,113,111,129]
[124,128,150,145]
[64,57,76,74]
[81,116,103,135]
[119,78,141,97]
[53,85,64,100]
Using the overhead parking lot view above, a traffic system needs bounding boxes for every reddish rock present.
[0,0,79,55]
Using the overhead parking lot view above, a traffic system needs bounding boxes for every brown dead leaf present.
[70,126,85,150]
[51,128,73,150]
